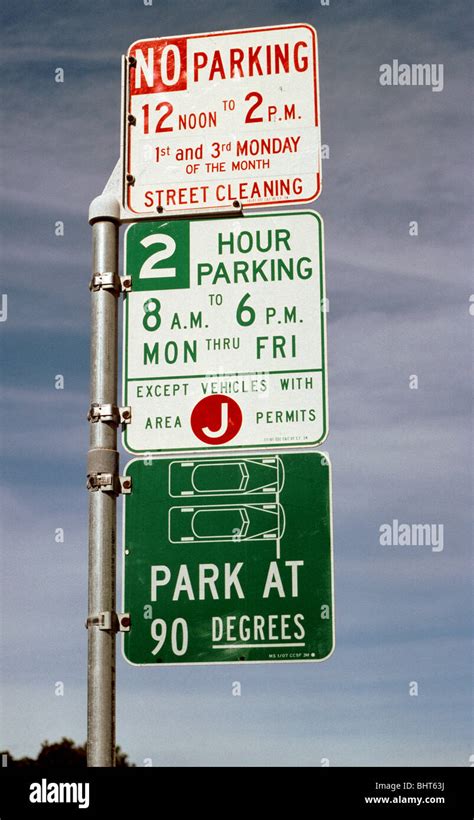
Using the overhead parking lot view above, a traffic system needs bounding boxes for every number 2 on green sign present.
[139,233,176,279]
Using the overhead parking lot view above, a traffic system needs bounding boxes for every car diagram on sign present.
[168,456,284,496]
[168,456,286,557]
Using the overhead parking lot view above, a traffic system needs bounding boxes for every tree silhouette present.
[1,738,134,767]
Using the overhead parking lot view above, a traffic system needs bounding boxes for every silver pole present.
[87,199,120,767]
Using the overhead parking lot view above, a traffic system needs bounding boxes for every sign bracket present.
[89,270,122,294]
[89,270,132,295]
[87,473,132,495]
[88,403,131,426]
[85,612,131,633]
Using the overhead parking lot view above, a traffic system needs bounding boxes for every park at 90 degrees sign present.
[122,452,334,666]
[122,210,327,454]
[124,24,320,214]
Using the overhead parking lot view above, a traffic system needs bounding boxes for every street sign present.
[124,24,321,215]
[122,452,334,665]
[122,210,327,454]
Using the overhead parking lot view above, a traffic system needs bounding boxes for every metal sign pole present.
[86,195,121,767]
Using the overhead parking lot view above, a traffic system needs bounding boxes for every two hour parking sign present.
[122,210,327,454]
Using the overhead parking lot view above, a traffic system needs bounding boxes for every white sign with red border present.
[124,24,321,215]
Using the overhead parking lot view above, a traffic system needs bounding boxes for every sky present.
[0,0,472,767]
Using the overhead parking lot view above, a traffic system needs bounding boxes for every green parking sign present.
[122,451,334,665]
[122,211,328,455]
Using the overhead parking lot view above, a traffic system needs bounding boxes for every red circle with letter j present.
[190,395,243,445]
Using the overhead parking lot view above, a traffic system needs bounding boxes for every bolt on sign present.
[122,452,334,665]
[124,24,321,215]
[122,210,327,454]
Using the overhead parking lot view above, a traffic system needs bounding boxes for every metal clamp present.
[120,276,132,292]
[85,612,131,632]
[86,474,132,495]
[86,473,119,493]
[89,271,122,293]
[88,403,131,425]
